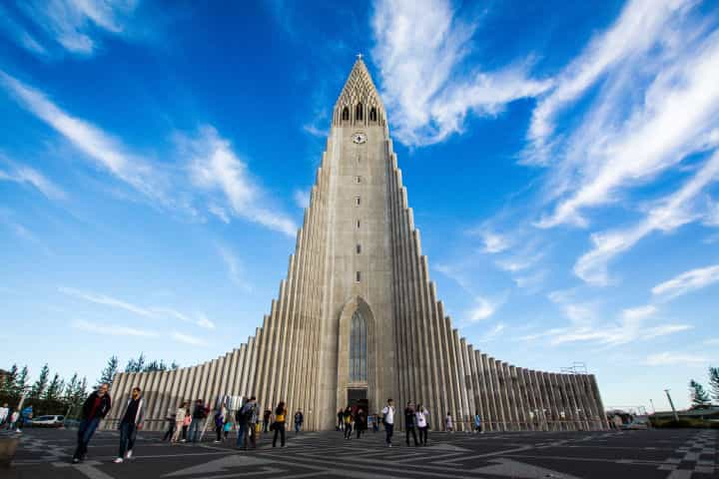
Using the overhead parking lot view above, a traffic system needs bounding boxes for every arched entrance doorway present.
[336,297,377,415]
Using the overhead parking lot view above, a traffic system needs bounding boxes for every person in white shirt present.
[0,403,9,427]
[415,404,429,446]
[445,412,453,432]
[381,398,395,447]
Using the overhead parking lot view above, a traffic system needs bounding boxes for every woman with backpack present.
[272,401,287,447]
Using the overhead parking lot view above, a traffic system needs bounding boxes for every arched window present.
[349,310,367,382]
[355,103,363,122]
[369,107,377,122]
[342,107,350,121]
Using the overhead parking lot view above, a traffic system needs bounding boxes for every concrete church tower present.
[106,58,608,432]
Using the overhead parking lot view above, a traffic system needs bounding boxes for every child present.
[223,420,231,441]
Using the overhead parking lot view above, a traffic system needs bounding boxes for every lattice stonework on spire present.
[103,58,608,433]
[333,58,386,127]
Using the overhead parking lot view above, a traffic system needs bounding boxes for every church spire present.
[333,55,385,127]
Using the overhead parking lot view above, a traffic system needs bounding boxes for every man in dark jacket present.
[114,387,144,463]
[189,399,206,443]
[72,383,112,463]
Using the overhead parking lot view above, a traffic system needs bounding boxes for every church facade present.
[106,58,608,432]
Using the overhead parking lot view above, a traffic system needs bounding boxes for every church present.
[105,57,608,432]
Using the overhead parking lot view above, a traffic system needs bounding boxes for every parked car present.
[30,415,65,428]
[623,415,650,430]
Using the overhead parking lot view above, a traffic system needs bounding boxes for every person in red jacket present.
[72,383,112,464]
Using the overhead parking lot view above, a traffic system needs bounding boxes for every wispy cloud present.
[215,243,251,292]
[293,189,310,209]
[371,0,550,146]
[435,262,506,322]
[476,322,506,343]
[474,229,511,254]
[13,0,139,57]
[652,264,719,300]
[644,352,708,366]
[534,1,719,230]
[0,4,48,56]
[171,331,207,346]
[468,297,498,322]
[0,160,66,200]
[0,71,170,206]
[182,126,297,236]
[72,319,158,338]
[60,286,217,329]
[573,150,719,285]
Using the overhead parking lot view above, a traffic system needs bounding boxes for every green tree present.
[125,353,146,373]
[689,379,711,408]
[15,366,30,396]
[144,360,167,372]
[170,361,180,370]
[98,356,119,387]
[709,366,719,403]
[43,373,64,402]
[29,364,50,399]
[1,364,18,397]
[64,373,79,402]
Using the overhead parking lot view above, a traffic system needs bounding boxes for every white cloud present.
[371,0,550,146]
[72,319,158,338]
[468,297,497,322]
[476,230,510,254]
[59,286,155,318]
[196,313,216,330]
[644,352,708,366]
[621,305,658,323]
[293,189,310,209]
[182,126,297,236]
[573,149,719,285]
[61,286,216,329]
[172,331,207,346]
[215,243,251,292]
[476,322,506,343]
[15,0,139,56]
[0,71,169,205]
[535,6,719,228]
[652,264,719,300]
[0,161,66,200]
[0,4,48,56]
[526,0,693,164]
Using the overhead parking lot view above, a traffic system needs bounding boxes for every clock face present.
[352,132,367,144]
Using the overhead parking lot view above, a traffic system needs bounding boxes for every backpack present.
[242,403,255,423]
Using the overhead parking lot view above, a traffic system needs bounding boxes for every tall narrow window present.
[356,219,361,229]
[355,175,361,184]
[341,107,350,121]
[349,310,367,382]
[356,244,361,254]
[356,271,361,282]
[355,196,361,206]
[369,107,377,122]
[355,103,363,121]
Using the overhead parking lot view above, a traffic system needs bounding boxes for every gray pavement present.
[4,427,718,478]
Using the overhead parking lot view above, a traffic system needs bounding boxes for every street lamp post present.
[664,389,679,421]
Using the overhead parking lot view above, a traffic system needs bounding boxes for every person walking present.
[114,387,144,464]
[262,409,271,433]
[172,402,188,443]
[8,410,19,432]
[223,418,231,441]
[382,398,395,447]
[272,401,287,448]
[445,412,453,432]
[337,409,344,431]
[181,405,191,442]
[416,404,429,446]
[236,396,257,449]
[0,403,9,428]
[294,409,303,434]
[189,399,207,443]
[247,399,259,449]
[72,383,112,464]
[213,408,225,443]
[404,402,419,447]
[162,408,176,442]
[474,411,484,434]
[343,406,354,439]
[355,408,367,439]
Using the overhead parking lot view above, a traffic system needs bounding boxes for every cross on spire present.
[356,52,363,61]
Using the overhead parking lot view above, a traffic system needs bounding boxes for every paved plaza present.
[5,427,718,478]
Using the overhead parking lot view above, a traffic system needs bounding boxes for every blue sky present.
[1,0,718,411]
